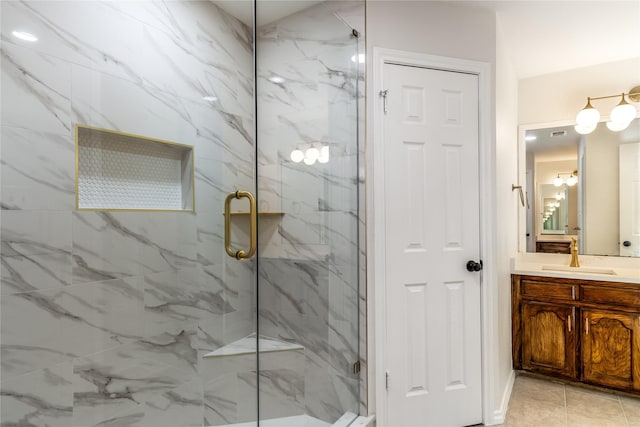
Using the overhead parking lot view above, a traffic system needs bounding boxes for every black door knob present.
[623,241,632,247]
[466,260,483,272]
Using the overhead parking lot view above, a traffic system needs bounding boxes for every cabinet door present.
[582,309,640,390]
[522,302,576,378]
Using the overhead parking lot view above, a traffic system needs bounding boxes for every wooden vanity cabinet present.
[521,301,576,378]
[513,274,640,394]
[535,241,571,254]
[581,309,640,390]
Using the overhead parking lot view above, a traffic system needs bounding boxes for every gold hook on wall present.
[512,184,526,207]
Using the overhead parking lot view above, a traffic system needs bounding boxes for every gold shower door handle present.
[224,190,257,260]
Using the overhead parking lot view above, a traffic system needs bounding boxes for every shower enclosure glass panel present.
[0,1,361,426]
[256,2,361,425]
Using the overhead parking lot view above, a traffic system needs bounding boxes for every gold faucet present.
[570,237,580,267]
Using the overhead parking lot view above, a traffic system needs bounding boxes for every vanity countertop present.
[512,252,640,284]
[535,235,577,242]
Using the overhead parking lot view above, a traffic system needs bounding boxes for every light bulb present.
[318,145,329,164]
[555,202,560,208]
[351,53,365,64]
[574,123,597,135]
[610,95,637,124]
[575,98,600,126]
[306,147,320,161]
[303,156,316,165]
[290,149,304,163]
[555,193,562,200]
[606,120,630,132]
[553,175,563,187]
[566,175,577,186]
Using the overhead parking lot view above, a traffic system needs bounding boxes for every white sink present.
[541,265,617,275]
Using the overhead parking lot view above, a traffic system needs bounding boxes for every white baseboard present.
[488,369,515,425]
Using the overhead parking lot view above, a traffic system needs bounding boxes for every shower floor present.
[212,414,330,427]
[213,411,358,427]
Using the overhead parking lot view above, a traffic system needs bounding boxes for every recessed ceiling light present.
[12,31,38,42]
[269,76,285,84]
[202,95,218,102]
[525,135,537,142]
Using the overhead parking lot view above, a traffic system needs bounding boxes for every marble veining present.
[0,361,73,427]
[1,127,75,211]
[0,41,72,134]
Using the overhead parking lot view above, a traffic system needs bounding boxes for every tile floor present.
[504,374,640,426]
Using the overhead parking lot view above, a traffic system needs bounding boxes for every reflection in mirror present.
[539,184,570,235]
[525,117,640,257]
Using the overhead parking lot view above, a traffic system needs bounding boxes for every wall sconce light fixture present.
[575,85,640,135]
[290,143,330,165]
[553,170,578,187]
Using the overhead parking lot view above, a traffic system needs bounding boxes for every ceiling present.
[212,0,324,27]
[214,0,640,79]
[470,0,640,79]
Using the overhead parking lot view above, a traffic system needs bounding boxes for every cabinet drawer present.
[582,285,640,308]
[521,279,576,301]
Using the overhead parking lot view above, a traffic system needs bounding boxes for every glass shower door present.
[255,1,362,425]
[0,1,259,426]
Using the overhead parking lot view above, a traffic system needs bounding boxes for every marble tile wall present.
[255,1,364,423]
[1,0,366,425]
[1,1,256,426]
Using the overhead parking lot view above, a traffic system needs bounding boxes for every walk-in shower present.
[0,1,364,426]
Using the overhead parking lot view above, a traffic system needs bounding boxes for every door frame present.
[368,47,497,425]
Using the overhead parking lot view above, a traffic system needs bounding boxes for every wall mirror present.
[523,117,639,257]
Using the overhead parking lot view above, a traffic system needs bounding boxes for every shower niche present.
[76,125,195,211]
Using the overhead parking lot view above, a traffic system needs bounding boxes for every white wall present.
[366,1,496,64]
[366,2,516,424]
[494,15,519,422]
[519,57,640,124]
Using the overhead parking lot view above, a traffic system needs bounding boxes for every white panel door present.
[383,63,482,426]
[620,142,640,257]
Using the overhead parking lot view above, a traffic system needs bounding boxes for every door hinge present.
[353,360,361,375]
[380,89,389,114]
[385,371,390,390]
